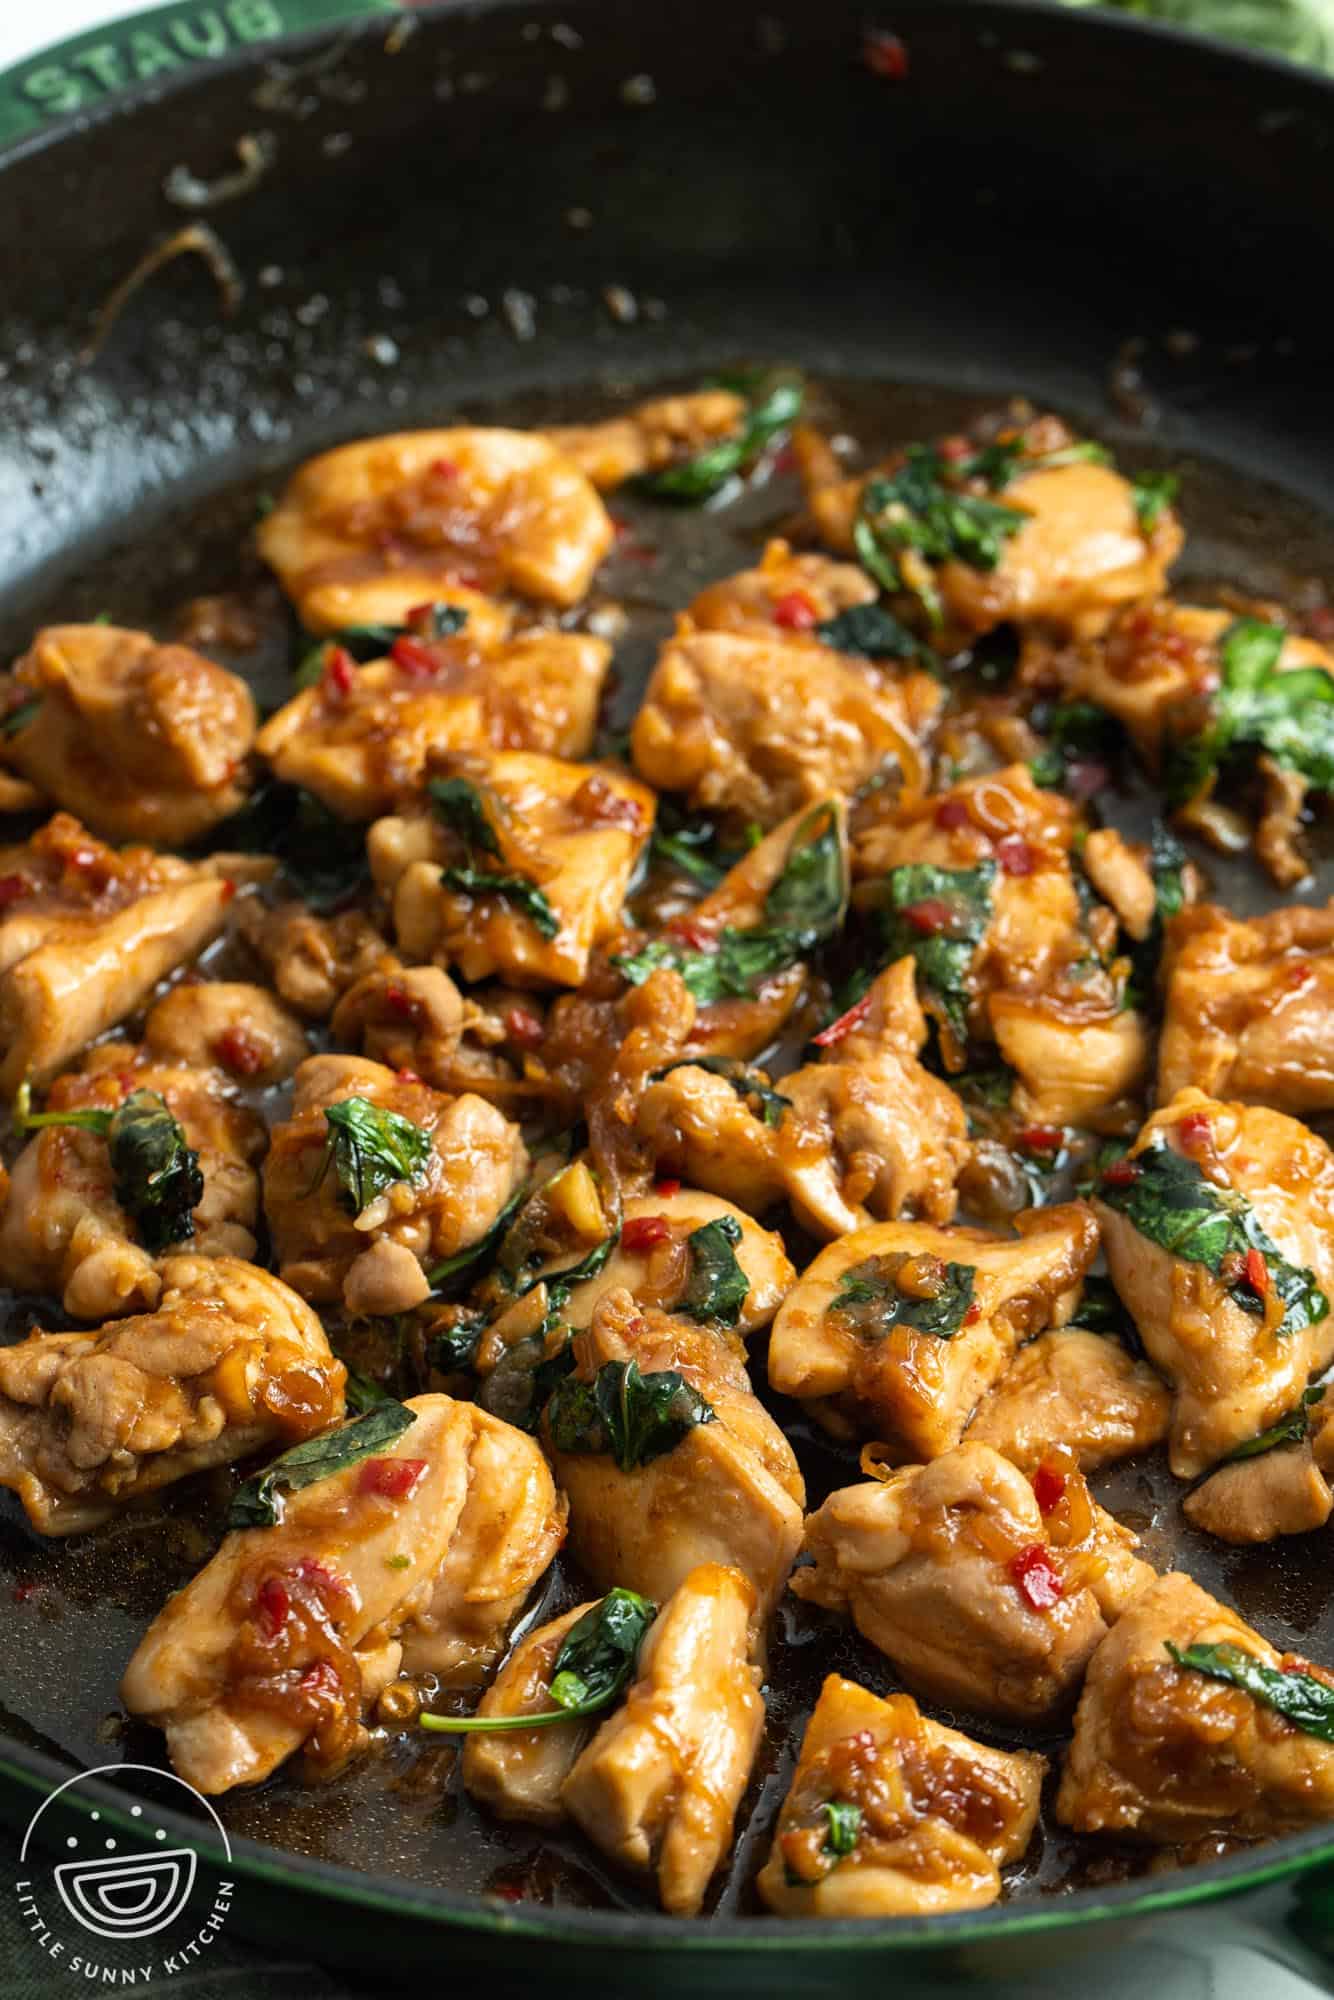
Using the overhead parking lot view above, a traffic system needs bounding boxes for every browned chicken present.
[543,1289,805,1616]
[682,540,876,638]
[1183,1443,1333,1545]
[0,1257,344,1534]
[768,1203,1098,1454]
[543,390,747,490]
[794,1443,1155,1720]
[263,1054,528,1313]
[369,751,655,989]
[1094,1089,1334,1477]
[965,1329,1171,1473]
[0,814,234,1092]
[143,982,308,1086]
[461,1601,601,1828]
[634,1061,786,1217]
[1057,1571,1334,1841]
[756,1673,1044,1917]
[630,628,939,827]
[0,624,256,845]
[237,899,390,1022]
[561,1188,795,1339]
[563,1563,764,1916]
[1158,901,1334,1113]
[329,964,468,1088]
[258,427,613,630]
[255,630,610,819]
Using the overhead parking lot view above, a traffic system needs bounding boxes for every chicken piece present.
[1158,901,1334,1114]
[989,993,1151,1134]
[965,1330,1171,1473]
[768,1202,1098,1455]
[370,752,654,989]
[756,1674,1044,1918]
[0,770,42,812]
[1094,1089,1334,1477]
[0,814,234,1092]
[543,389,747,489]
[634,1063,785,1216]
[1081,827,1158,943]
[258,428,612,630]
[794,1443,1155,1721]
[0,1257,344,1534]
[121,1394,558,1792]
[1057,1571,1334,1841]
[630,628,939,827]
[539,968,698,1199]
[1183,1444,1333,1545]
[682,539,876,638]
[561,1189,794,1337]
[330,965,466,1088]
[263,1055,528,1311]
[255,631,610,819]
[775,958,972,1237]
[543,1290,804,1616]
[143,982,308,1086]
[236,898,389,1022]
[0,625,256,846]
[563,1564,763,1916]
[0,1056,266,1321]
[461,1601,600,1827]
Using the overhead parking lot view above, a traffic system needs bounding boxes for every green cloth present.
[1058,0,1334,73]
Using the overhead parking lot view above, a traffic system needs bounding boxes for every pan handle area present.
[0,0,400,149]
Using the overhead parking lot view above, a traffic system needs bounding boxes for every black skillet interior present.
[4,0,1334,1981]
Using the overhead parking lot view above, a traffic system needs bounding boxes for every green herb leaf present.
[228,1401,418,1529]
[1223,1384,1327,1462]
[1131,470,1180,533]
[679,1216,749,1326]
[651,1056,792,1130]
[831,1255,977,1340]
[427,1184,528,1289]
[1067,1276,1137,1341]
[873,861,996,1045]
[821,1800,863,1858]
[1029,701,1118,790]
[204,782,368,911]
[1170,617,1334,802]
[15,1087,203,1253]
[546,1357,717,1471]
[1165,1640,1334,1743]
[313,1096,433,1218]
[817,603,932,665]
[1,695,41,738]
[1098,1135,1328,1337]
[294,606,469,685]
[439,864,561,940]
[420,1585,656,1734]
[428,775,503,858]
[854,447,1027,625]
[425,1316,488,1374]
[343,1366,397,1413]
[638,374,803,503]
[517,1225,621,1307]
[649,820,729,890]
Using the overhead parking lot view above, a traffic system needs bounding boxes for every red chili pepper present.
[12,1580,38,1603]
[299,1659,342,1696]
[1178,1111,1212,1155]
[1244,1247,1270,1295]
[963,1302,983,1326]
[396,1068,422,1085]
[934,798,971,830]
[383,982,419,1020]
[654,1177,682,1197]
[903,898,953,936]
[1101,1157,1141,1188]
[296,1557,346,1597]
[862,27,910,79]
[505,1007,544,1048]
[1016,1126,1064,1155]
[215,1026,265,1078]
[255,1575,291,1637]
[996,834,1037,877]
[1287,961,1315,989]
[812,993,873,1047]
[0,874,30,907]
[359,1457,429,1500]
[323,645,357,698]
[670,917,717,952]
[429,457,460,480]
[773,590,819,631]
[1008,1544,1064,1611]
[220,877,237,904]
[390,634,440,678]
[1032,1465,1067,1516]
[936,435,972,463]
[622,1215,672,1253]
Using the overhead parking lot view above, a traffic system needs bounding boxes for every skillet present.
[4,0,1334,1987]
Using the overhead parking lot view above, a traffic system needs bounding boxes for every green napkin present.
[1058,0,1334,72]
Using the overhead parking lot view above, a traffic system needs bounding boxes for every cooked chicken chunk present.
[263,1055,528,1311]
[794,1443,1154,1720]
[965,1329,1171,1473]
[563,1564,763,1916]
[1081,826,1158,943]
[768,1203,1098,1454]
[682,540,876,638]
[329,964,466,1088]
[0,1055,266,1321]
[634,1062,786,1216]
[561,1189,795,1338]
[989,993,1150,1134]
[370,752,654,989]
[121,1394,559,1792]
[258,428,613,630]
[630,628,939,827]
[543,1290,804,1616]
[0,625,256,845]
[143,982,308,1086]
[236,898,389,1022]
[1183,1443,1333,1545]
[1057,1571,1334,1841]
[543,389,747,489]
[0,1257,343,1534]
[1158,901,1334,1114]
[255,630,610,819]
[0,814,234,1092]
[461,1601,601,1827]
[1094,1089,1334,1477]
[757,1674,1044,1918]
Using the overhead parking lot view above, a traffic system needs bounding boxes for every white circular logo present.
[16,1763,234,1979]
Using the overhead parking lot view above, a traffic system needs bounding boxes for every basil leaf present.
[425,1316,488,1374]
[517,1224,621,1306]
[1029,701,1118,790]
[420,1585,656,1734]
[651,1056,792,1130]
[873,861,996,1044]
[679,1216,749,1326]
[15,1087,203,1253]
[1067,1276,1137,1341]
[1131,470,1180,532]
[1170,616,1334,802]
[817,603,932,665]
[1223,1385,1326,1462]
[831,1255,977,1340]
[313,1096,433,1218]
[1098,1135,1329,1337]
[546,1358,717,1471]
[204,782,367,912]
[478,1324,576,1433]
[294,606,468,685]
[342,1366,397,1413]
[440,863,560,940]
[1165,1640,1334,1744]
[649,820,729,890]
[2,695,41,738]
[428,775,504,857]
[638,374,803,503]
[854,447,1027,624]
[228,1402,417,1529]
[821,1800,863,1858]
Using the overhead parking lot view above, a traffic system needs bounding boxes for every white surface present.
[0,1,172,73]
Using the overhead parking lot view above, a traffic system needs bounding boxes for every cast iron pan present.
[4,1,1334,1989]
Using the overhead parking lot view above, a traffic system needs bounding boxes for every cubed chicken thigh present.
[143,982,308,1086]
[543,389,747,490]
[965,1329,1171,1473]
[561,1188,795,1338]
[682,540,876,639]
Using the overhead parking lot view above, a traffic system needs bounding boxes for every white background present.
[0,0,152,73]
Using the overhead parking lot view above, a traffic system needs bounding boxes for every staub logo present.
[15,1764,234,1984]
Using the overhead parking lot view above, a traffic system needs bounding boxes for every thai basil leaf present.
[1067,1276,1137,1342]
[343,1366,398,1413]
[426,1184,527,1289]
[546,1358,717,1471]
[294,605,469,685]
[425,1316,488,1374]
[1029,701,1118,789]
[821,1800,863,1858]
[649,817,729,890]
[638,374,803,503]
[428,775,503,857]
[1170,616,1334,802]
[1223,1385,1327,1462]
[831,1256,977,1340]
[313,1096,433,1217]
[651,1056,792,1130]
[228,1401,417,1529]
[854,447,1027,624]
[440,864,560,940]
[14,1086,203,1253]
[963,437,1111,488]
[1166,1641,1334,1743]
[204,782,368,912]
[1098,1135,1328,1337]
[1131,470,1180,532]
[679,1216,749,1326]
[420,1586,656,1734]
[873,860,996,1044]
[2,695,40,737]
[817,602,932,666]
